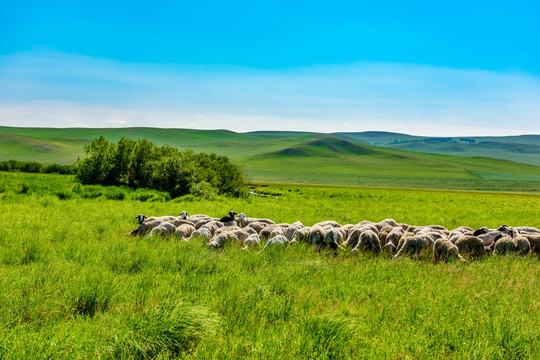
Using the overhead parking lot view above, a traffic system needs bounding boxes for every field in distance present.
[1,126,540,192]
[0,172,539,359]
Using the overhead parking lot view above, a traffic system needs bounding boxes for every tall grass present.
[0,172,539,358]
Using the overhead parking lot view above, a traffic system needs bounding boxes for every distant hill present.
[1,126,539,191]
[336,132,540,166]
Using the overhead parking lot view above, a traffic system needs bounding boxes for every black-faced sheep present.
[127,219,163,236]
[455,236,485,259]
[433,239,465,263]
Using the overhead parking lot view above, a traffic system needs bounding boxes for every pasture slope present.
[0,172,540,358]
[1,126,540,192]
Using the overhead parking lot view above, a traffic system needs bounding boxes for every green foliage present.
[75,136,247,197]
[0,159,74,174]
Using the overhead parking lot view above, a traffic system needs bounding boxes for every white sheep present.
[175,223,196,240]
[285,221,304,241]
[351,230,381,253]
[149,222,177,237]
[207,228,251,250]
[186,227,212,241]
[242,234,261,250]
[259,235,289,252]
[433,239,465,263]
[393,233,433,259]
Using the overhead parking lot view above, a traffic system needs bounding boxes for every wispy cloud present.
[1,51,539,136]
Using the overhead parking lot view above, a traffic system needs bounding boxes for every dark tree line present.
[0,160,75,174]
[76,136,247,198]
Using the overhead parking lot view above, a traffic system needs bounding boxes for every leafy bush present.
[75,136,247,198]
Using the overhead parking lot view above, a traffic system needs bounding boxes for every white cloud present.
[1,51,539,136]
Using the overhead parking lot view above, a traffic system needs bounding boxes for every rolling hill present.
[337,132,540,166]
[1,126,539,191]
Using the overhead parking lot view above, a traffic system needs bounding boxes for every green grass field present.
[1,127,540,192]
[1,172,539,359]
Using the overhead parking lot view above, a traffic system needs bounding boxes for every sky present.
[1,0,539,135]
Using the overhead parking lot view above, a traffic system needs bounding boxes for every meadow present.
[1,172,539,359]
[1,127,540,193]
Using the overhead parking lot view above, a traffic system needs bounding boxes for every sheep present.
[498,225,518,238]
[127,219,163,236]
[375,218,399,230]
[245,221,266,233]
[259,235,289,252]
[493,237,515,255]
[433,239,465,263]
[519,234,540,254]
[385,227,405,247]
[285,221,304,241]
[308,225,327,246]
[236,213,275,228]
[178,211,189,220]
[343,224,379,248]
[448,227,473,244]
[382,241,397,256]
[186,227,212,241]
[196,220,224,235]
[378,225,395,246]
[393,233,433,259]
[145,215,177,222]
[477,231,505,247]
[270,227,286,239]
[207,228,251,250]
[514,236,531,256]
[351,230,381,253]
[396,231,416,252]
[175,223,196,240]
[260,224,286,240]
[322,227,346,250]
[242,234,260,250]
[291,227,311,244]
[455,235,485,259]
[149,222,177,237]
[314,220,342,228]
[194,218,220,229]
[219,211,237,225]
[516,226,540,234]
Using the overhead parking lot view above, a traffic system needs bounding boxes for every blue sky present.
[1,1,539,135]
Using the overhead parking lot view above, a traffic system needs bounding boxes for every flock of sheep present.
[127,211,540,261]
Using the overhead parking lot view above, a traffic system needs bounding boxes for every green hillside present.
[338,131,540,166]
[1,126,539,191]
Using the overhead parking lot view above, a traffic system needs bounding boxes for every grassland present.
[1,172,539,359]
[1,127,540,192]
